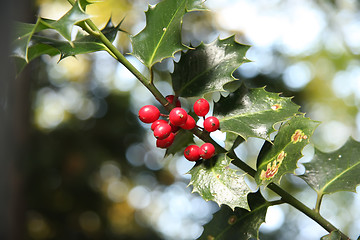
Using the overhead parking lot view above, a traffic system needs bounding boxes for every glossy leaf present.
[255,115,319,186]
[13,44,59,74]
[214,84,300,141]
[225,132,245,151]
[131,0,205,67]
[199,191,268,240]
[11,0,93,73]
[46,0,90,41]
[301,138,360,195]
[13,20,121,74]
[188,153,252,210]
[320,231,341,240]
[11,18,55,62]
[172,37,250,97]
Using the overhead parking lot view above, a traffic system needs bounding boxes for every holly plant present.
[11,0,360,239]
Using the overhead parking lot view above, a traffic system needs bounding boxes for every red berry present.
[184,145,200,161]
[156,132,175,148]
[153,123,172,140]
[166,95,181,107]
[151,119,168,131]
[138,105,160,123]
[169,107,188,126]
[204,116,220,132]
[193,98,210,117]
[181,115,196,130]
[200,143,215,159]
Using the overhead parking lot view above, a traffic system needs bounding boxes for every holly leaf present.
[188,153,252,210]
[255,115,319,186]
[11,18,55,62]
[214,84,301,142]
[225,132,245,151]
[172,37,250,98]
[320,231,341,240]
[12,20,121,73]
[199,191,268,240]
[131,0,205,67]
[301,138,360,196]
[46,0,90,41]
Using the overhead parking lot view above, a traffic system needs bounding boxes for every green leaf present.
[13,44,59,74]
[225,133,245,151]
[172,37,250,98]
[320,231,342,240]
[11,19,54,62]
[199,191,268,240]
[12,20,121,73]
[131,0,205,67]
[47,0,90,41]
[188,153,252,210]
[301,138,360,196]
[165,129,194,156]
[11,0,90,65]
[255,115,319,186]
[214,84,301,141]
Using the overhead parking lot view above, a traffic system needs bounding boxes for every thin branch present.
[150,67,154,85]
[268,199,286,206]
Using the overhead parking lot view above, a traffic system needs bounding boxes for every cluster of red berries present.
[138,96,220,162]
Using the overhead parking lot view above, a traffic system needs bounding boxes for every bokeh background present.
[1,0,360,239]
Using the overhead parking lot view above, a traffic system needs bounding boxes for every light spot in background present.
[113,56,140,92]
[175,157,194,179]
[356,112,360,136]
[212,0,325,55]
[296,144,315,175]
[59,86,83,113]
[144,149,165,170]
[210,130,226,148]
[342,17,360,54]
[100,161,121,181]
[313,120,351,151]
[35,88,65,129]
[126,143,147,166]
[107,179,129,202]
[75,98,96,120]
[27,211,52,239]
[38,1,70,19]
[283,62,313,91]
[130,84,156,112]
[128,186,151,209]
[332,62,360,99]
[260,205,285,233]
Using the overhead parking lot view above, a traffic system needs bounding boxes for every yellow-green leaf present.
[255,115,319,186]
